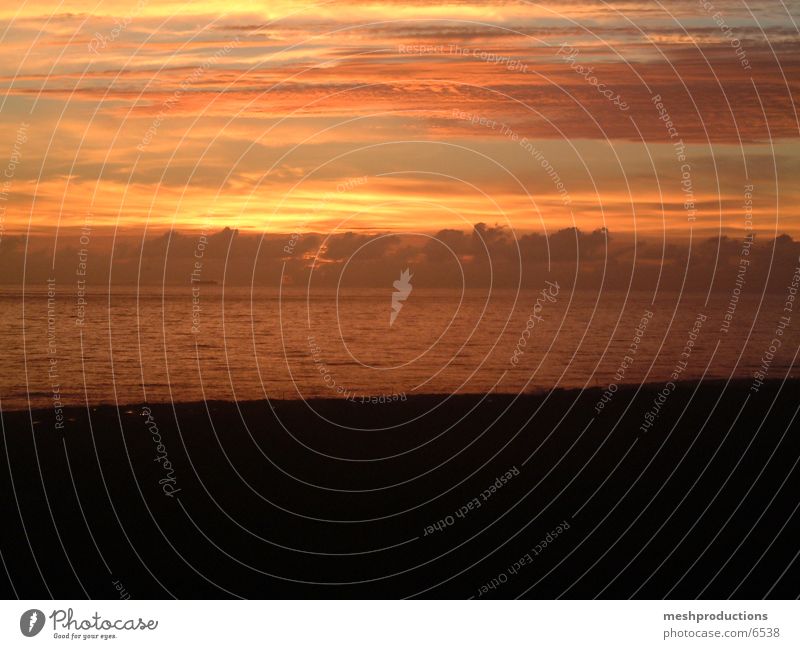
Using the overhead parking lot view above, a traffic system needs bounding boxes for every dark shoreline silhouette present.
[1,378,798,599]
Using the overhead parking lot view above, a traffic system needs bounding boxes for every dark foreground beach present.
[1,379,798,599]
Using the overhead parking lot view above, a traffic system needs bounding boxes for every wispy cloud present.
[0,1,796,235]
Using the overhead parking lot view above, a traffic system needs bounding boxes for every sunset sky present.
[0,0,797,238]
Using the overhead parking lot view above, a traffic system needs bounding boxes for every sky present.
[0,0,798,240]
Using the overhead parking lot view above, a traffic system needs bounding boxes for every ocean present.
[1,284,796,410]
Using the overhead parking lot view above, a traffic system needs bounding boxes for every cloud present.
[0,1,796,237]
[4,226,798,298]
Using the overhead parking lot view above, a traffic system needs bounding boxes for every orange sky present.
[0,0,797,237]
